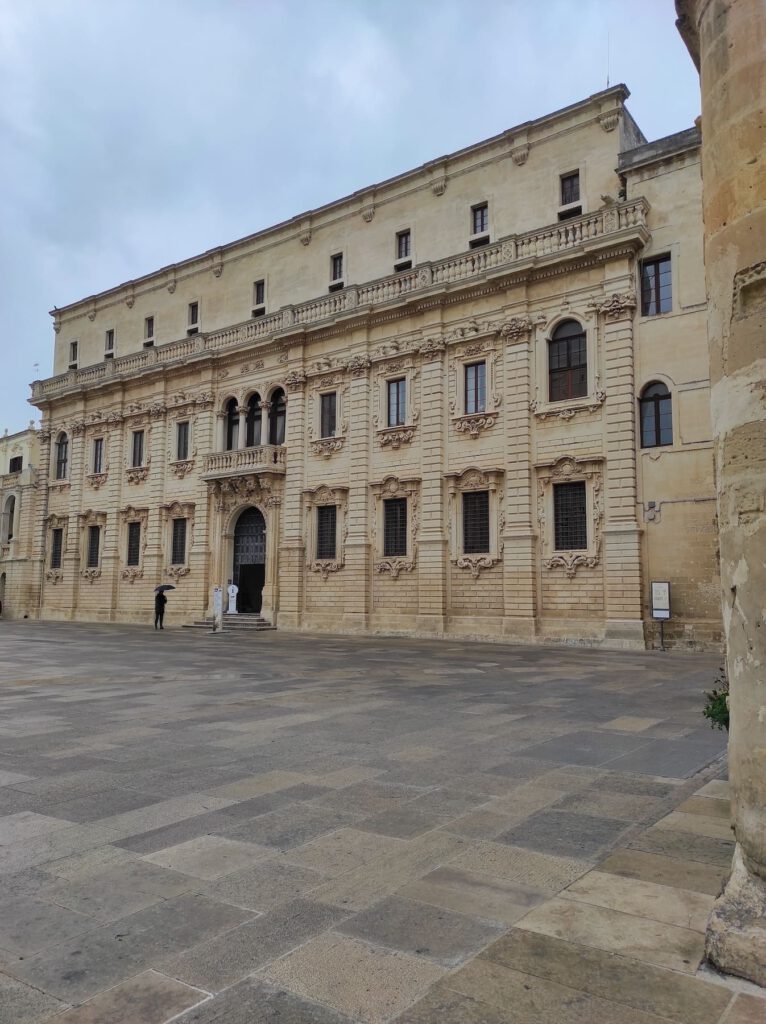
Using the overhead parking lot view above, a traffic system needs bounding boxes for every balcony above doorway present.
[202,445,285,480]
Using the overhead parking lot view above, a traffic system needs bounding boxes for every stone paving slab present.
[0,622,753,1023]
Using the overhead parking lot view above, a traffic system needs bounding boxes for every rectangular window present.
[641,255,672,316]
[144,316,154,341]
[50,528,63,569]
[176,421,189,461]
[554,481,587,551]
[387,378,406,427]
[187,302,199,335]
[463,490,490,554]
[316,505,337,560]
[464,361,486,414]
[320,392,337,438]
[9,456,22,473]
[55,436,68,480]
[331,252,344,281]
[68,340,78,366]
[92,437,104,474]
[171,518,187,565]
[126,521,141,566]
[86,525,100,568]
[549,331,587,402]
[383,497,407,558]
[253,279,265,308]
[396,230,411,260]
[104,329,115,353]
[472,203,489,236]
[131,430,144,468]
[560,171,580,206]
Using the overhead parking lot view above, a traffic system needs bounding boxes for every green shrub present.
[703,668,729,731]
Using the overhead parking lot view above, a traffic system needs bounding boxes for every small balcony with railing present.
[202,391,287,480]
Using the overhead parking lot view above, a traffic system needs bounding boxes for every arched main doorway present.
[232,507,266,612]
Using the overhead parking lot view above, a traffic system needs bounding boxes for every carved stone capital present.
[599,111,620,132]
[310,437,345,458]
[80,568,101,583]
[511,143,530,165]
[418,337,446,357]
[285,369,307,392]
[165,565,190,579]
[309,560,342,581]
[86,472,108,489]
[46,569,63,584]
[121,567,144,583]
[170,460,195,479]
[588,291,637,321]
[374,558,415,579]
[456,554,498,578]
[378,427,415,449]
[346,356,371,377]
[454,412,498,437]
[125,466,150,484]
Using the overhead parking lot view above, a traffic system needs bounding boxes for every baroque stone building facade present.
[0,426,40,618]
[26,86,721,647]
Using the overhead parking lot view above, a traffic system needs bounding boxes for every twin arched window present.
[1,496,15,544]
[55,433,69,480]
[549,320,587,402]
[639,382,673,448]
[224,388,286,451]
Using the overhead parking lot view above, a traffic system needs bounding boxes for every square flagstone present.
[516,896,705,974]
[452,841,588,893]
[0,893,93,955]
[600,716,662,732]
[0,811,75,843]
[392,985,512,1024]
[202,857,327,912]
[172,978,356,1024]
[520,731,650,767]
[654,810,734,841]
[597,847,727,896]
[263,931,444,1024]
[564,869,715,931]
[481,928,733,1024]
[338,894,503,966]
[48,969,207,1023]
[552,789,661,823]
[0,770,35,788]
[721,993,766,1024]
[357,806,446,839]
[629,826,735,868]
[0,972,66,1024]
[676,794,731,819]
[143,835,271,879]
[223,803,357,850]
[495,809,630,859]
[284,828,405,878]
[400,866,545,925]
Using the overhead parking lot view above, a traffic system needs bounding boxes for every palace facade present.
[23,86,721,647]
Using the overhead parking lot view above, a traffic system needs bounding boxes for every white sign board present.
[212,586,223,632]
[651,580,671,620]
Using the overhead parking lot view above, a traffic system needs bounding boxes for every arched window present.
[246,393,262,448]
[549,320,587,402]
[225,398,239,451]
[55,433,69,480]
[1,496,15,543]
[640,382,673,447]
[269,388,286,445]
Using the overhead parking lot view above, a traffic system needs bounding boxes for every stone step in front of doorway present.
[183,614,276,632]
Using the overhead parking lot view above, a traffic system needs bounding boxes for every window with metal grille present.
[387,378,406,426]
[331,253,343,281]
[171,518,187,565]
[316,505,337,560]
[86,525,100,567]
[176,421,189,461]
[396,230,411,260]
[269,388,286,445]
[560,171,580,206]
[553,481,587,551]
[126,521,141,566]
[464,361,486,414]
[383,498,407,557]
[463,490,490,554]
[9,456,22,473]
[55,434,68,480]
[548,320,587,402]
[320,392,337,438]
[50,528,63,568]
[131,430,144,468]
[472,203,489,235]
[92,437,104,474]
[640,383,673,447]
[641,255,672,315]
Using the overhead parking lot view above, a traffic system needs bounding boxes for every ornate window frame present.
[87,434,108,490]
[160,500,195,578]
[372,356,419,449]
[45,513,68,583]
[536,456,604,578]
[445,466,504,577]
[303,484,349,580]
[307,373,348,457]
[448,337,501,437]
[370,475,420,578]
[119,505,149,583]
[124,419,152,484]
[530,310,605,421]
[167,410,197,479]
[78,509,107,582]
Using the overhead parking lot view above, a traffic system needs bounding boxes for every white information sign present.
[227,584,239,614]
[212,586,223,632]
[651,580,671,620]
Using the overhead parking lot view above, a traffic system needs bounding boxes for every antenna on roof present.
[606,28,611,88]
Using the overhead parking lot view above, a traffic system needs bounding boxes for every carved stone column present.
[677,0,766,986]
[344,357,372,630]
[592,289,644,647]
[277,371,307,627]
[501,318,538,639]
[237,408,247,450]
[416,339,448,633]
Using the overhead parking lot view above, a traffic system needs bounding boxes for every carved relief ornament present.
[536,456,604,578]
[588,291,637,322]
[446,467,504,577]
[304,484,348,580]
[370,475,419,578]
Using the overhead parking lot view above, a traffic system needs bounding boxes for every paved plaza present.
[0,622,760,1023]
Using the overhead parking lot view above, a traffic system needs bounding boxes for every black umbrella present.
[155,585,176,593]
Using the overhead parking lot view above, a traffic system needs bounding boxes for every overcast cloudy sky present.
[1,0,699,433]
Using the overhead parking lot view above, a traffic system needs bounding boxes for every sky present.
[0,0,700,433]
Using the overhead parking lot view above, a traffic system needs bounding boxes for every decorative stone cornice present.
[309,560,342,581]
[45,569,63,584]
[377,427,415,449]
[170,460,195,479]
[374,558,415,579]
[599,111,620,132]
[310,437,345,458]
[86,472,108,489]
[164,564,190,579]
[454,413,498,438]
[120,567,144,583]
[511,144,530,165]
[530,389,607,420]
[80,568,101,583]
[346,355,371,377]
[456,554,496,579]
[125,466,150,484]
[500,314,546,341]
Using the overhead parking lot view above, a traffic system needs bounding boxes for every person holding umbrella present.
[154,584,175,629]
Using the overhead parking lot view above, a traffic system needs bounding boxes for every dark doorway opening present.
[232,507,266,614]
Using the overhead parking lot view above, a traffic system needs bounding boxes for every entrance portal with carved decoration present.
[232,507,266,613]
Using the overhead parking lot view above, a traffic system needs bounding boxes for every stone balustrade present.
[30,198,649,402]
[201,445,286,479]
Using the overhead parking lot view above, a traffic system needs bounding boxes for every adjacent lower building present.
[25,85,721,647]
[0,426,41,618]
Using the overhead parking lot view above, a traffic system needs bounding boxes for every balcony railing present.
[202,445,286,479]
[31,198,649,402]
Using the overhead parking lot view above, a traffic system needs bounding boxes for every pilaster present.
[344,359,372,630]
[278,369,307,627]
[417,343,447,633]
